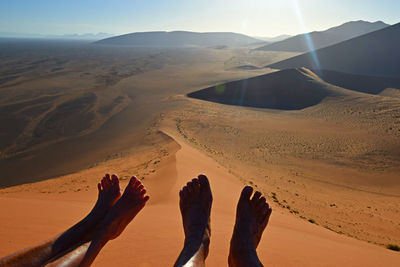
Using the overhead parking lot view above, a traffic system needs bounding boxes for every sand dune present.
[1,39,399,265]
[380,88,400,98]
[176,71,400,248]
[268,22,400,77]
[188,68,352,110]
[0,91,130,158]
[0,41,292,187]
[256,20,388,52]
[313,69,400,94]
[0,125,398,266]
[233,65,261,70]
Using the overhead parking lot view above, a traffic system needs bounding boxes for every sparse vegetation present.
[308,218,316,224]
[386,244,400,251]
[271,192,279,204]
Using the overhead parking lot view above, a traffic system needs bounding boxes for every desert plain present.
[0,38,399,266]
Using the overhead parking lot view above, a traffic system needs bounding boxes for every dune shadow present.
[188,68,332,110]
[314,69,400,95]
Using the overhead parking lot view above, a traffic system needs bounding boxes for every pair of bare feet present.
[177,175,272,266]
[0,173,271,267]
[65,173,271,266]
[87,174,149,243]
[0,174,149,267]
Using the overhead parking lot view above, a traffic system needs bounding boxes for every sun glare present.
[291,0,321,70]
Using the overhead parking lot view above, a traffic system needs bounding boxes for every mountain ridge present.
[256,20,389,52]
[95,31,265,47]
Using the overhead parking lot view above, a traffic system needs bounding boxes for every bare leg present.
[174,175,213,267]
[228,186,272,267]
[46,176,149,267]
[0,174,121,267]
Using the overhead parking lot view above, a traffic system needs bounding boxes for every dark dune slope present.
[188,68,345,110]
[256,20,388,52]
[314,69,400,94]
[267,22,400,77]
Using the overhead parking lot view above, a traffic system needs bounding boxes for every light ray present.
[292,0,321,71]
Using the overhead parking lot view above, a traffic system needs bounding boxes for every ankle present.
[229,241,256,256]
[185,222,210,241]
[230,230,255,250]
[184,228,210,254]
[228,247,260,267]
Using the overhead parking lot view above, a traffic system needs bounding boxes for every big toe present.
[125,176,139,192]
[111,174,120,185]
[198,175,211,193]
[198,174,209,188]
[239,186,253,202]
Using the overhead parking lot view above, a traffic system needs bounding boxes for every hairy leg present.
[46,176,149,267]
[228,186,272,267]
[174,175,213,267]
[0,174,121,267]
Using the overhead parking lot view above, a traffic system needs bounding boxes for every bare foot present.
[174,175,213,266]
[98,176,149,241]
[50,174,122,258]
[229,186,272,266]
[72,177,149,267]
[179,175,213,244]
[89,174,121,222]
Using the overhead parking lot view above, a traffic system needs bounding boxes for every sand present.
[177,71,400,247]
[0,42,280,187]
[1,41,399,265]
[0,123,399,266]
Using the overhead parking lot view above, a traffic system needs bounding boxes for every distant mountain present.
[95,31,264,47]
[0,32,114,40]
[51,32,114,40]
[256,20,389,52]
[0,32,45,38]
[267,22,400,78]
[254,34,291,43]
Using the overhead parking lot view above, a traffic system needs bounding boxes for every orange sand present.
[0,123,398,266]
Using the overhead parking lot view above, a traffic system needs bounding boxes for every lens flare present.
[292,0,321,71]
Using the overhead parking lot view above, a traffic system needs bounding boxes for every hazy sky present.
[0,0,399,37]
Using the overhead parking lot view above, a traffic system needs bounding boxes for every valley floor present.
[1,43,399,265]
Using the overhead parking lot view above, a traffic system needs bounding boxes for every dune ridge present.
[256,20,389,52]
[267,22,400,77]
[311,69,400,94]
